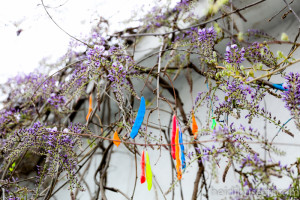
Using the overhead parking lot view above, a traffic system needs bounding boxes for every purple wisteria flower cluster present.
[182,27,216,46]
[211,124,263,156]
[245,42,276,66]
[172,27,217,65]
[85,38,136,89]
[0,71,70,140]
[144,6,168,29]
[282,72,300,129]
[197,27,217,63]
[47,93,66,109]
[240,153,264,168]
[85,34,111,69]
[208,123,287,197]
[247,29,276,40]
[107,58,133,89]
[1,71,69,118]
[4,72,56,101]
[224,44,245,65]
[86,44,108,68]
[173,0,192,11]
[68,63,88,87]
[215,80,264,122]
[0,108,22,132]
[8,197,21,200]
[194,91,204,106]
[198,27,216,44]
[60,34,138,107]
[3,122,83,193]
[194,144,225,164]
[224,42,276,68]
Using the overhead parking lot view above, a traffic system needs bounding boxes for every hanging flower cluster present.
[245,42,277,66]
[197,27,217,63]
[282,72,300,129]
[3,122,83,189]
[215,80,264,122]
[224,44,245,65]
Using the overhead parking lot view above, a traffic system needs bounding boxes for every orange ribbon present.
[192,112,198,139]
[86,94,93,121]
[112,131,121,147]
[175,126,182,180]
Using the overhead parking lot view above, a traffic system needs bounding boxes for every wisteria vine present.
[1,0,300,200]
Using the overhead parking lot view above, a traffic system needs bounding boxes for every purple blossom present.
[245,42,276,66]
[193,27,217,62]
[68,63,88,86]
[198,27,217,44]
[4,122,83,189]
[194,92,203,105]
[282,72,300,129]
[173,0,191,11]
[47,93,66,109]
[224,44,245,64]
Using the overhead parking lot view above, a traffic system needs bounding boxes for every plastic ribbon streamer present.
[272,83,288,91]
[112,131,121,147]
[178,125,186,170]
[140,150,146,184]
[86,94,93,121]
[130,96,146,139]
[192,112,198,139]
[145,151,153,191]
[9,162,16,172]
[171,114,177,160]
[206,83,217,130]
[175,126,182,180]
[211,118,216,130]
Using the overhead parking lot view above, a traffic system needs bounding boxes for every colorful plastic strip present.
[171,114,176,160]
[192,112,198,139]
[178,125,186,169]
[145,151,153,191]
[272,83,288,91]
[175,127,182,180]
[140,150,146,184]
[112,131,121,147]
[211,118,216,130]
[9,162,16,172]
[86,94,93,121]
[130,96,146,139]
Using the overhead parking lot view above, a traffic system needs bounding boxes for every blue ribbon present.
[272,83,288,91]
[178,124,186,169]
[130,96,146,139]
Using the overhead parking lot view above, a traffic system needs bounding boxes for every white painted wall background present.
[1,0,300,199]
